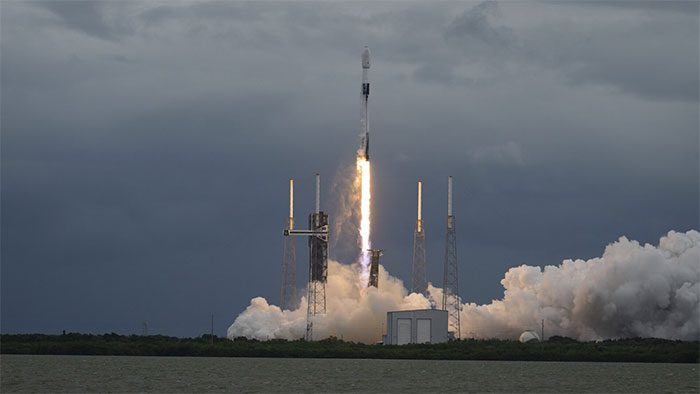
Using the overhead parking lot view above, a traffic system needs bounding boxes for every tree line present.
[1,334,697,363]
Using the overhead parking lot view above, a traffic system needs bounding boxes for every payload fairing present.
[359,46,371,159]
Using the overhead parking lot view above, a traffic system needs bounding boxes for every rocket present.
[359,46,371,160]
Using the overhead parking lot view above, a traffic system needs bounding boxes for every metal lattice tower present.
[280,179,297,311]
[282,174,329,341]
[412,180,427,296]
[368,249,382,288]
[442,176,461,339]
[306,174,328,341]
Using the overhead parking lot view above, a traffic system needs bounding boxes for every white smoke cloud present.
[228,260,430,342]
[228,230,699,342]
[460,230,700,341]
[329,162,361,262]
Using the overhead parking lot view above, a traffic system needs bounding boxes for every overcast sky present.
[2,1,698,337]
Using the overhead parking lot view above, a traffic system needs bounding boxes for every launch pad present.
[368,249,382,288]
[277,46,463,342]
[282,174,329,340]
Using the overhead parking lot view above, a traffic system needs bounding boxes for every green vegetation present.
[1,334,697,363]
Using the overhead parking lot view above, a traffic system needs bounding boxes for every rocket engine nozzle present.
[358,133,369,160]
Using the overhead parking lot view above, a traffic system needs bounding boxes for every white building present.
[383,309,449,345]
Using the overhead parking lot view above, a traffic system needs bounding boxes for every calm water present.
[1,355,698,393]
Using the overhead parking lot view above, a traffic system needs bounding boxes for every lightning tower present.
[442,176,461,339]
[411,180,427,295]
[280,179,296,310]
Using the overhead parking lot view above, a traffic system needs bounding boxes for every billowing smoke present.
[329,162,360,263]
[228,230,699,342]
[228,260,430,343]
[457,230,699,341]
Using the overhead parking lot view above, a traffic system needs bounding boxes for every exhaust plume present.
[356,157,371,288]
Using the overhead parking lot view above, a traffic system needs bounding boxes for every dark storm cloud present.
[37,1,133,40]
[445,1,515,48]
[413,62,475,85]
[1,1,697,337]
[523,7,700,102]
[440,1,699,102]
[587,0,699,14]
[140,1,266,24]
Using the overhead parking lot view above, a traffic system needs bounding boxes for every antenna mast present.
[211,314,214,345]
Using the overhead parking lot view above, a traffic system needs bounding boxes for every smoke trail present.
[329,162,360,262]
[228,230,699,342]
[328,158,371,286]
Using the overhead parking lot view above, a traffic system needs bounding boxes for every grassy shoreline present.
[1,334,697,363]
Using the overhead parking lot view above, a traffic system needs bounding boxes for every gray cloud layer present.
[1,1,697,336]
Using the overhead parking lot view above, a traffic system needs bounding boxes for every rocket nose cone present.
[362,46,371,69]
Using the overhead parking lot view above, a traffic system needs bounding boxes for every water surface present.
[1,355,697,393]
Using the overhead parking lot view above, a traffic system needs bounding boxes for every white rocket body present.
[359,46,371,159]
